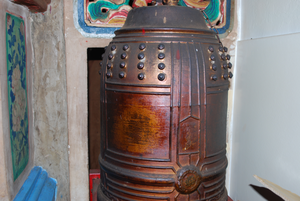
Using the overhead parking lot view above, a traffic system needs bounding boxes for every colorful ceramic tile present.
[177,0,231,32]
[82,0,232,35]
[85,0,132,27]
[6,12,29,180]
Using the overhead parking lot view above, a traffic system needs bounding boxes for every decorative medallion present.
[175,166,202,194]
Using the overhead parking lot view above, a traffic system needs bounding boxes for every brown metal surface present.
[89,60,102,170]
[12,0,50,12]
[98,5,232,201]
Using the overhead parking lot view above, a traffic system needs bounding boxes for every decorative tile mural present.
[178,0,231,32]
[85,0,132,27]
[82,0,231,34]
[6,12,29,180]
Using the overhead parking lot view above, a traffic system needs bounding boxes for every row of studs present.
[105,44,129,78]
[135,43,166,81]
[208,45,233,81]
[101,43,167,81]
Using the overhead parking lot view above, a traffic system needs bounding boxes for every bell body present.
[98,6,230,201]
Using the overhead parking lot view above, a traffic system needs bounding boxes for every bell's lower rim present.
[97,181,229,201]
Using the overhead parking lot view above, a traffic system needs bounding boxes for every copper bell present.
[98,2,232,200]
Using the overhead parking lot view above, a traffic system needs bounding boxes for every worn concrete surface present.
[0,0,35,200]
[30,0,69,200]
[64,0,111,200]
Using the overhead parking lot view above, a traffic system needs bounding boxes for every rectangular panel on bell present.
[178,117,200,154]
[206,92,228,157]
[106,91,171,159]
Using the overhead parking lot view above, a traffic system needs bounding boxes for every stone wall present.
[64,0,111,199]
[30,0,69,200]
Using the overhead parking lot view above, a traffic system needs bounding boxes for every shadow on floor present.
[250,184,284,201]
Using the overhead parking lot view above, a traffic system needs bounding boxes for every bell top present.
[115,6,213,34]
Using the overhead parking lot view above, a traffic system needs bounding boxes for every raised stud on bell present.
[158,73,166,81]
[108,54,113,60]
[137,62,144,69]
[226,54,231,60]
[123,44,129,51]
[158,63,165,70]
[211,64,217,71]
[121,53,127,59]
[119,71,126,78]
[222,63,227,69]
[222,74,228,80]
[158,44,165,50]
[158,53,165,60]
[219,46,224,52]
[139,43,146,50]
[111,45,116,51]
[106,72,112,78]
[229,72,233,78]
[208,46,214,52]
[120,62,126,68]
[221,54,226,60]
[138,53,145,60]
[228,62,232,69]
[138,73,145,80]
[224,47,228,52]
[211,75,217,81]
[99,62,102,67]
[107,63,112,69]
[210,55,216,61]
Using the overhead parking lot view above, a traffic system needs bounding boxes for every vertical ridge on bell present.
[178,42,191,160]
[170,41,176,167]
[192,43,202,171]
[189,42,200,120]
[171,42,181,168]
[193,43,201,108]
[179,42,190,122]
[194,42,207,170]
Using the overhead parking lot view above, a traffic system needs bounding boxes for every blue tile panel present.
[14,166,57,201]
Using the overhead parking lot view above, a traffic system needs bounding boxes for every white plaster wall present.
[0,0,34,200]
[64,0,111,200]
[239,0,300,40]
[221,0,238,192]
[229,0,300,200]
